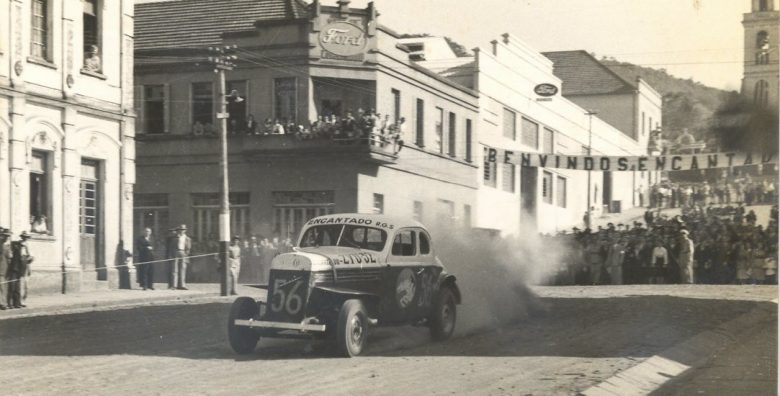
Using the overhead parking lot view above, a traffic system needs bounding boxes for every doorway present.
[79,160,102,279]
[520,166,538,228]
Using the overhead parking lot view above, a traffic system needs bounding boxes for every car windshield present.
[299,225,388,251]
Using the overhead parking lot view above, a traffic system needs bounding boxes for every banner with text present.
[483,146,777,172]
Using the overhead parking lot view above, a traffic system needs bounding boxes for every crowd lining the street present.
[548,202,779,286]
[648,176,777,209]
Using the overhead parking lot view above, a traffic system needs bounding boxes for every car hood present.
[272,246,384,272]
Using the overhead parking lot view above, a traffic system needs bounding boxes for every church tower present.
[742,0,779,110]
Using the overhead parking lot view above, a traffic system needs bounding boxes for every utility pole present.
[585,110,598,231]
[209,45,237,296]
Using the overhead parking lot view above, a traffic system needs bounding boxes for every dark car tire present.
[430,286,457,341]
[336,299,369,357]
[228,297,260,354]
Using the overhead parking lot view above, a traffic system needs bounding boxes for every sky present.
[137,0,749,91]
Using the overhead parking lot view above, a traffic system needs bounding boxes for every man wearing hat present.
[170,225,191,290]
[9,231,33,308]
[0,228,12,310]
[678,229,695,284]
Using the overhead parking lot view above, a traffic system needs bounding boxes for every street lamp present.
[585,110,597,230]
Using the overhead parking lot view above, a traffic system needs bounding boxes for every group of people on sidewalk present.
[135,225,248,295]
[134,225,192,291]
[0,228,34,310]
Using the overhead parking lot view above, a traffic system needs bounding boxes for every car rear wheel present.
[228,297,260,354]
[336,299,369,357]
[430,286,457,341]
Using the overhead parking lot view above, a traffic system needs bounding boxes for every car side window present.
[391,230,416,256]
[419,232,430,255]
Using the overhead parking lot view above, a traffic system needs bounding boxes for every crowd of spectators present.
[191,108,406,152]
[548,203,779,286]
[649,176,776,209]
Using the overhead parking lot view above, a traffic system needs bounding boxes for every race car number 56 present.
[270,279,304,315]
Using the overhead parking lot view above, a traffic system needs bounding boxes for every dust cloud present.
[431,220,568,335]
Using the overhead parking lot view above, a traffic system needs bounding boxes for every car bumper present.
[234,319,327,332]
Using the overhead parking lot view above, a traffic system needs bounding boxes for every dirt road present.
[0,286,775,395]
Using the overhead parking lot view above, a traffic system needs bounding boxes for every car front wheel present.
[336,299,369,357]
[430,286,457,341]
[228,297,260,354]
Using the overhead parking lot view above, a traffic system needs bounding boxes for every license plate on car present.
[265,270,311,322]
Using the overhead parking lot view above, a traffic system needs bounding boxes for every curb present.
[0,292,227,321]
[582,302,776,395]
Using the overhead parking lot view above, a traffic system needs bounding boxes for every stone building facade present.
[0,0,136,293]
[741,0,779,110]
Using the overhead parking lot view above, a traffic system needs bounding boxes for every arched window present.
[754,80,769,108]
[756,31,770,65]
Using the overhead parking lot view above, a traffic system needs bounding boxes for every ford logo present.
[534,83,558,97]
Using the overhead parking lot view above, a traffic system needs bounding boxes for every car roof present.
[304,213,427,231]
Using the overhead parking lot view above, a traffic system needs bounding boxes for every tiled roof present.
[135,0,309,51]
[542,50,636,96]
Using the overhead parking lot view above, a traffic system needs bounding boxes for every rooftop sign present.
[319,22,367,57]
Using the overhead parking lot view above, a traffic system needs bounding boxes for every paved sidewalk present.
[0,283,266,320]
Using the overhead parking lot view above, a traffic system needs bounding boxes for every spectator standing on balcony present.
[342,111,356,138]
[245,115,258,135]
[192,121,204,136]
[394,117,406,153]
[262,118,273,135]
[83,45,102,72]
[272,119,285,135]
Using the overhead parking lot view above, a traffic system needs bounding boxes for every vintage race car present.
[227,213,462,357]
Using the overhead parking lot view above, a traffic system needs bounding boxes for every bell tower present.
[742,0,779,110]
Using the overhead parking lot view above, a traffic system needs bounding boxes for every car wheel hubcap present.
[350,315,364,346]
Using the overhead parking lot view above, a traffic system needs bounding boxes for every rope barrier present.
[0,252,220,286]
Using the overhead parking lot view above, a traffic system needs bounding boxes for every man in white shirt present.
[171,225,191,290]
[651,240,668,284]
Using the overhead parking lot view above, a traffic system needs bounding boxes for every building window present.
[648,117,653,138]
[227,80,248,129]
[448,112,457,157]
[415,99,425,147]
[542,171,553,204]
[272,191,335,240]
[465,119,473,162]
[391,89,401,122]
[274,77,297,123]
[756,31,770,64]
[556,176,567,208]
[435,107,444,154]
[413,200,423,222]
[642,112,646,136]
[755,80,769,108]
[759,0,769,11]
[483,149,497,188]
[503,108,516,140]
[502,163,515,193]
[463,204,472,228]
[134,193,169,251]
[82,0,101,72]
[521,117,539,149]
[437,199,455,221]
[29,151,51,233]
[373,193,384,214]
[143,85,165,134]
[191,192,250,252]
[30,0,51,60]
[192,82,214,126]
[543,128,554,153]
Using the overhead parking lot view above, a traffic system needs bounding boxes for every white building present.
[0,0,136,293]
[401,34,662,235]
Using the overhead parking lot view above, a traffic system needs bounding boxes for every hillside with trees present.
[598,57,735,148]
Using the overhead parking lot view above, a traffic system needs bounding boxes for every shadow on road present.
[0,296,773,362]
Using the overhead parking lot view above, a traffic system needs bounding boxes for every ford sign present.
[319,22,367,57]
[534,83,558,97]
